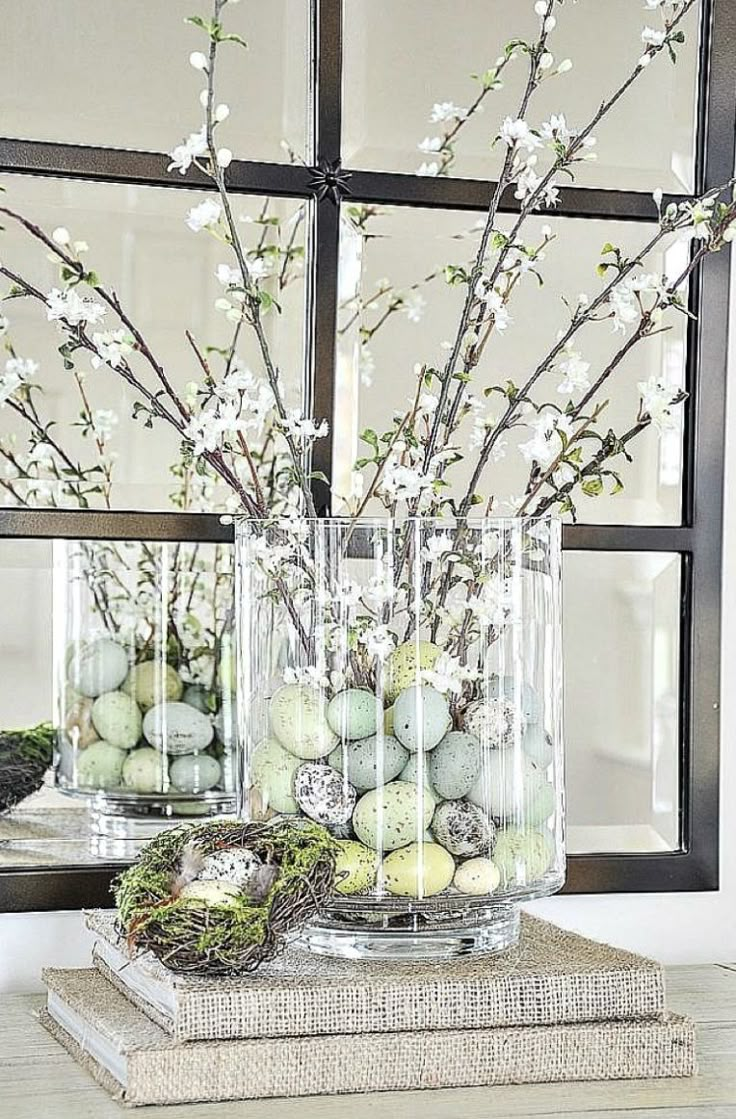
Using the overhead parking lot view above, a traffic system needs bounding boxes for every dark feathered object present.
[0,723,55,813]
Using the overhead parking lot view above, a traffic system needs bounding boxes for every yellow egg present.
[382,841,455,897]
[453,857,501,896]
[384,641,442,704]
[334,840,379,895]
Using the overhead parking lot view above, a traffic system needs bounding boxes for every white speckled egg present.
[121,747,165,793]
[326,689,378,740]
[352,780,435,851]
[492,826,555,887]
[329,734,408,792]
[393,685,451,752]
[454,857,501,896]
[170,753,222,794]
[270,684,338,759]
[179,879,241,906]
[123,661,183,711]
[294,762,356,826]
[91,691,142,750]
[68,638,129,698]
[429,730,481,798]
[523,722,555,769]
[198,847,262,891]
[76,741,126,788]
[432,799,495,857]
[464,697,526,750]
[143,702,214,755]
[382,842,455,897]
[384,641,442,703]
[467,751,554,825]
[334,839,379,895]
[250,737,302,814]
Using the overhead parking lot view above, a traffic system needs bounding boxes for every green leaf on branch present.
[359,428,379,450]
[581,476,604,497]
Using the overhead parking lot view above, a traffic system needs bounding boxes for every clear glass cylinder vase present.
[53,539,238,857]
[235,515,564,959]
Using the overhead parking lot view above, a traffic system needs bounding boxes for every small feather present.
[171,842,206,896]
[245,863,279,902]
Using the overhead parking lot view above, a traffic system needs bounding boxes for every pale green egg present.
[250,736,302,814]
[68,638,129,698]
[393,685,451,752]
[269,684,337,759]
[122,747,165,793]
[382,842,455,897]
[170,753,222,794]
[429,730,481,798]
[329,734,408,792]
[122,660,183,711]
[453,857,501,896]
[143,702,214,755]
[179,879,241,906]
[334,840,379,895]
[492,826,555,887]
[326,689,378,740]
[352,780,435,851]
[76,741,126,788]
[91,691,142,750]
[384,641,442,703]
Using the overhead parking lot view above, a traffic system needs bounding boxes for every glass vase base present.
[297,904,520,961]
[86,796,236,860]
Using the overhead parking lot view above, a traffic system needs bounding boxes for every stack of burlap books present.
[39,910,695,1106]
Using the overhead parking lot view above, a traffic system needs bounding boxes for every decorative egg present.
[91,691,142,750]
[294,762,356,826]
[123,660,183,711]
[523,722,555,769]
[198,847,262,892]
[334,839,379,895]
[382,842,455,897]
[429,730,481,798]
[464,697,526,750]
[269,684,338,759]
[64,697,99,749]
[250,737,301,814]
[467,751,554,825]
[432,799,495,857]
[454,857,501,896]
[384,705,395,735]
[182,684,211,714]
[142,701,214,755]
[398,753,441,805]
[170,753,222,794]
[384,641,442,703]
[352,780,435,851]
[68,638,129,698]
[326,689,378,740]
[393,685,451,752]
[76,741,126,788]
[487,674,540,725]
[179,879,241,906]
[121,747,165,793]
[329,734,408,792]
[492,826,555,887]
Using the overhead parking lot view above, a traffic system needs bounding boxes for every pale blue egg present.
[170,753,222,794]
[329,734,408,792]
[429,730,481,798]
[326,689,378,740]
[393,685,451,752]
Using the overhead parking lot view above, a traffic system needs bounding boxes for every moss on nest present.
[114,818,337,975]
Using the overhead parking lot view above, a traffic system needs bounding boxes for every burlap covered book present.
[41,968,695,1107]
[86,908,666,1041]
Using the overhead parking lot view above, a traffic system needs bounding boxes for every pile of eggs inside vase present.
[59,637,234,804]
[249,640,557,900]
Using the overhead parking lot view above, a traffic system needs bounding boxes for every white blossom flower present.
[514,161,542,202]
[0,370,22,406]
[417,391,439,417]
[466,581,517,628]
[363,571,394,611]
[281,411,329,442]
[46,288,106,326]
[557,348,591,394]
[403,291,426,322]
[168,127,207,174]
[91,330,133,370]
[216,148,233,168]
[283,665,330,688]
[186,198,222,233]
[52,227,71,245]
[417,161,440,177]
[641,26,666,47]
[362,624,396,661]
[539,52,554,70]
[93,408,118,440]
[27,442,54,467]
[248,256,274,281]
[216,263,243,288]
[609,272,664,332]
[499,117,542,152]
[214,103,230,122]
[519,412,573,467]
[5,356,39,381]
[335,578,362,610]
[423,531,456,563]
[430,102,466,123]
[557,59,573,73]
[540,113,573,144]
[644,0,665,7]
[552,461,576,489]
[418,136,442,153]
[422,652,478,695]
[638,376,681,433]
[189,51,208,70]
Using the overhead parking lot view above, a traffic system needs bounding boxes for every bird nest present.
[114,818,338,976]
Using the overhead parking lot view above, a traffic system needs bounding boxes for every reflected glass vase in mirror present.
[53,540,238,857]
[236,515,564,959]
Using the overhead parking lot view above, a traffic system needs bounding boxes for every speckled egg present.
[467,751,554,825]
[179,879,241,906]
[294,762,356,826]
[334,839,379,895]
[393,685,451,752]
[454,857,501,896]
[270,684,338,759]
[64,697,99,749]
[399,751,439,792]
[329,734,408,792]
[143,702,214,755]
[76,741,126,788]
[464,697,526,750]
[488,675,540,725]
[326,689,378,740]
[250,737,301,814]
[384,641,442,703]
[123,660,183,711]
[429,730,481,798]
[432,799,495,857]
[382,842,455,897]
[121,747,165,793]
[91,691,142,750]
[523,722,555,769]
[182,684,210,714]
[198,847,262,892]
[492,826,555,887]
[170,753,222,794]
[352,780,435,851]
[68,638,129,698]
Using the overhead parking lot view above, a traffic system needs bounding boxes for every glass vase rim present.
[232,512,559,527]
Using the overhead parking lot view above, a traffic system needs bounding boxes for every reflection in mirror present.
[0,0,310,163]
[563,551,681,854]
[0,176,308,513]
[343,0,699,191]
[334,204,687,525]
